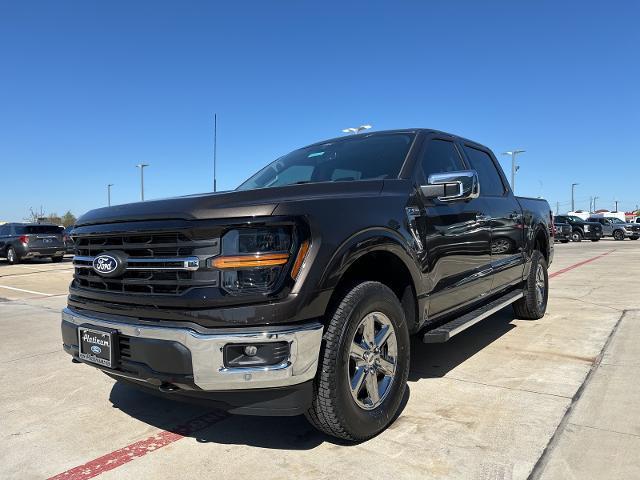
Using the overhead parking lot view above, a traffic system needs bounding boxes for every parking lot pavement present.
[1,240,639,479]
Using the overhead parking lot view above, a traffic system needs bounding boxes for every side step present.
[422,290,524,343]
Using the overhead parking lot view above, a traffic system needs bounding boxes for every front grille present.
[72,231,220,296]
[631,225,640,232]
[74,233,204,258]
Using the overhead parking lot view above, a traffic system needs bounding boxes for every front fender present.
[317,227,424,295]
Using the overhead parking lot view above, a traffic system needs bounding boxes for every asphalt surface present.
[1,240,639,479]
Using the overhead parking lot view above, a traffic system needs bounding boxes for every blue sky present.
[1,1,638,222]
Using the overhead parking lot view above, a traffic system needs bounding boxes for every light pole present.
[213,113,217,192]
[593,196,599,212]
[136,164,149,201]
[107,184,114,207]
[501,150,525,193]
[571,183,579,212]
[342,124,372,135]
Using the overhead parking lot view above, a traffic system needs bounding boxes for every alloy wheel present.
[348,312,398,410]
[535,263,546,307]
[7,248,15,263]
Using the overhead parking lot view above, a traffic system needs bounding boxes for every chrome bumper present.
[61,307,323,391]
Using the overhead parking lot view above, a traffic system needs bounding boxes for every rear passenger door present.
[410,134,492,318]
[460,143,526,293]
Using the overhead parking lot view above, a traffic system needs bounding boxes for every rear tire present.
[6,247,19,265]
[560,240,570,244]
[306,281,410,441]
[630,236,639,241]
[51,255,64,263]
[513,250,548,320]
[591,239,600,242]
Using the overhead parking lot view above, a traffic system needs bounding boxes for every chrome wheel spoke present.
[374,324,392,349]
[362,316,376,348]
[365,370,380,405]
[377,356,396,376]
[350,366,367,396]
[350,341,367,363]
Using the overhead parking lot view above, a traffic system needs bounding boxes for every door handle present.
[476,214,492,222]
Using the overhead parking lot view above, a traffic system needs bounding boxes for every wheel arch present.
[318,228,423,333]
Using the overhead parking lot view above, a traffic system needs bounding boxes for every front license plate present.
[78,327,115,368]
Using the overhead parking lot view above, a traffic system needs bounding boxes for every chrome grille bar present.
[73,255,200,271]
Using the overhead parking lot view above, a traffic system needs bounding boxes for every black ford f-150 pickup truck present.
[61,129,553,440]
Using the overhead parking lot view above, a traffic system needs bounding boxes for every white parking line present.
[13,265,55,271]
[0,285,55,296]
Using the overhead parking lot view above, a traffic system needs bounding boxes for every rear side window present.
[0,225,9,236]
[419,139,465,180]
[463,146,505,196]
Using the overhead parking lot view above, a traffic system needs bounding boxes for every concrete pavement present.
[0,241,639,479]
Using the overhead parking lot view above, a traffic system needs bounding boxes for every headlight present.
[211,226,308,295]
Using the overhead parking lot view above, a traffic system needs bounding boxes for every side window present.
[463,146,506,196]
[419,139,465,181]
[0,225,8,236]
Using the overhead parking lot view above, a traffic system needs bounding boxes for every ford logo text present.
[91,345,102,354]
[92,255,120,276]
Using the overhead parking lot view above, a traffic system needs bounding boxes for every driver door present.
[409,135,492,319]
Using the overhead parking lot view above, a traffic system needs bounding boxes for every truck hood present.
[75,180,384,226]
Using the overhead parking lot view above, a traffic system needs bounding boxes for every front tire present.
[513,250,548,320]
[631,236,639,241]
[571,230,583,242]
[613,230,625,241]
[591,239,600,242]
[6,247,19,265]
[306,281,410,441]
[51,255,64,263]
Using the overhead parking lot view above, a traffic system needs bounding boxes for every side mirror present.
[420,170,480,202]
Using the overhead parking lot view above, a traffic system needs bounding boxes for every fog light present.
[223,342,289,368]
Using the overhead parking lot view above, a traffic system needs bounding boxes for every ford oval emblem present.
[91,345,102,354]
[92,254,120,277]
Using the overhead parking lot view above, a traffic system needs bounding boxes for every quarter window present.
[463,146,505,196]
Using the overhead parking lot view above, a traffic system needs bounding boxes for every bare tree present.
[23,206,46,223]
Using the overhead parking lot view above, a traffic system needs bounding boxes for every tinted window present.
[0,225,9,236]
[463,146,505,196]
[419,139,465,180]
[237,133,415,190]
[15,225,63,234]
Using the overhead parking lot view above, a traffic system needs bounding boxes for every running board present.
[422,290,524,343]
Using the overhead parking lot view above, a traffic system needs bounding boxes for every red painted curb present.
[47,411,227,480]
[550,249,614,279]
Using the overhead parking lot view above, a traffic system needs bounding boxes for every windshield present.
[237,133,415,191]
[566,216,583,222]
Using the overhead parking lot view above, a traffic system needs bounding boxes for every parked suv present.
[60,129,553,440]
[554,215,602,242]
[588,217,640,240]
[0,223,66,264]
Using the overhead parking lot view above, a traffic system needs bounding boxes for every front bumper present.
[61,307,323,392]
[582,229,602,239]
